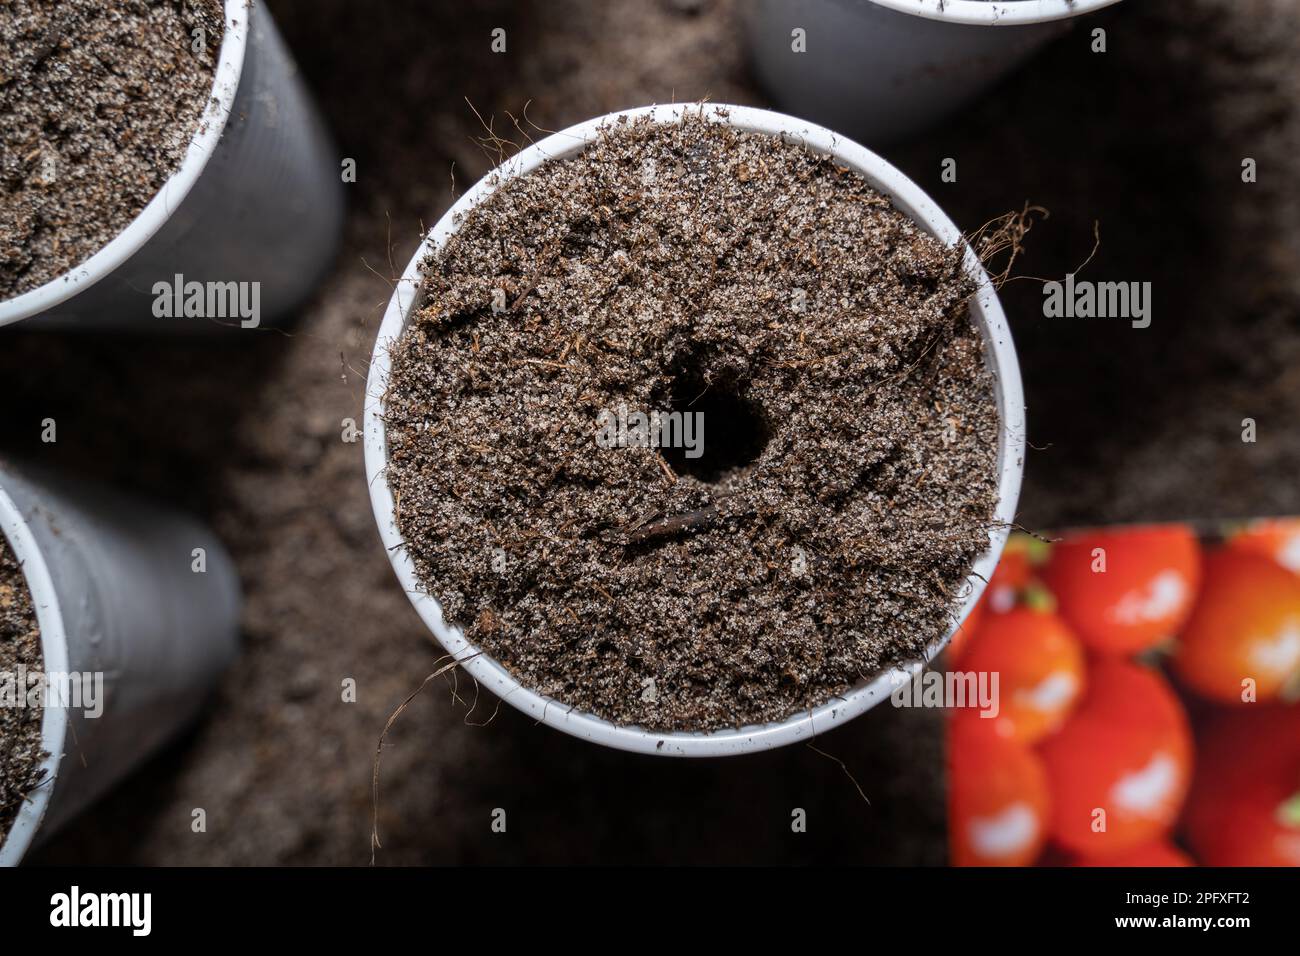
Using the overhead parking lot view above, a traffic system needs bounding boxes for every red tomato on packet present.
[1043,525,1200,655]
[986,536,1036,613]
[1069,841,1193,867]
[1230,517,1300,577]
[1174,549,1300,705]
[957,608,1085,744]
[945,536,1041,663]
[948,713,1050,867]
[1183,705,1300,867]
[1038,658,1193,858]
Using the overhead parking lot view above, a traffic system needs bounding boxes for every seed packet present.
[945,518,1300,867]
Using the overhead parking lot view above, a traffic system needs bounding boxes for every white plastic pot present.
[0,0,344,330]
[746,0,1124,144]
[0,464,241,865]
[365,103,1025,757]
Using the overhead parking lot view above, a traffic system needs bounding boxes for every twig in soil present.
[867,332,945,394]
[624,491,738,544]
[0,773,52,818]
[371,652,482,864]
[655,454,677,485]
[626,503,720,543]
[510,240,561,311]
[511,358,578,372]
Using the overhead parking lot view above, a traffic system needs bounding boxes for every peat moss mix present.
[384,115,1001,732]
[0,531,44,841]
[0,0,225,297]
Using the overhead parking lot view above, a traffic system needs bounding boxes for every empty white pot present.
[746,0,1124,144]
[0,0,344,331]
[364,103,1025,757]
[0,464,241,865]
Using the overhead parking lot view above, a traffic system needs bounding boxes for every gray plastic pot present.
[0,464,241,865]
[746,0,1124,144]
[365,103,1026,757]
[0,0,344,331]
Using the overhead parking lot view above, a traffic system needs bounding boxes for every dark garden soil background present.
[4,0,1297,864]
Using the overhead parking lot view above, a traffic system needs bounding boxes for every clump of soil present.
[0,0,226,298]
[384,112,1001,732]
[0,530,45,842]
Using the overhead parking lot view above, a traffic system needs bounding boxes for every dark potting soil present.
[0,0,225,298]
[384,114,1001,732]
[0,531,45,842]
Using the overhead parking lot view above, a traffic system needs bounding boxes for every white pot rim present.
[866,0,1123,26]
[363,103,1026,757]
[0,473,70,865]
[0,0,250,327]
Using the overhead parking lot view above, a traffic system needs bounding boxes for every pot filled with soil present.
[746,0,1124,144]
[0,463,241,865]
[0,0,344,330]
[365,104,1025,756]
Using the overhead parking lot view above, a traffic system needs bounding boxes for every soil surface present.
[0,0,1295,864]
[386,116,998,730]
[0,531,45,843]
[0,0,224,297]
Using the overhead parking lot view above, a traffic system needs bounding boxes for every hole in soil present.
[661,371,768,483]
